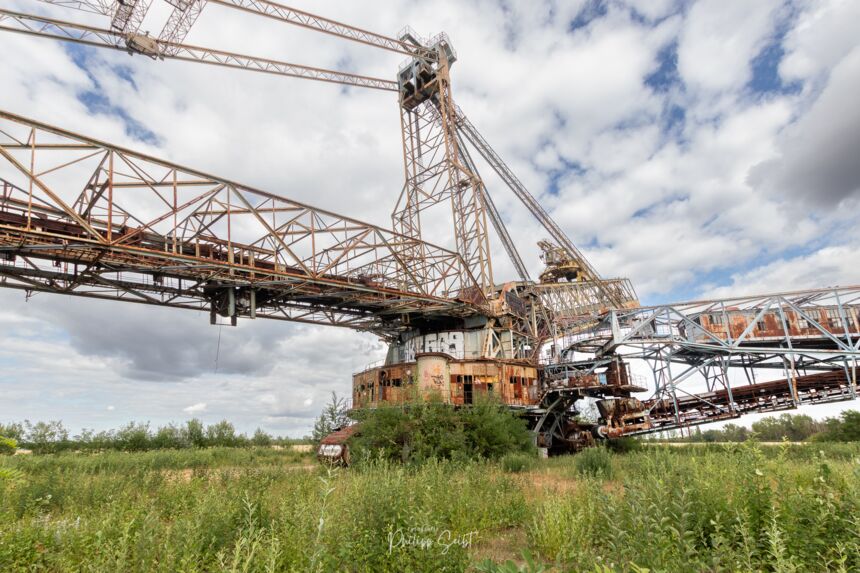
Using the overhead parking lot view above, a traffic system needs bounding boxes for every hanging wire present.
[214,322,223,373]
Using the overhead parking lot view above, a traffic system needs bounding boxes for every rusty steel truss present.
[555,286,860,432]
[0,111,481,337]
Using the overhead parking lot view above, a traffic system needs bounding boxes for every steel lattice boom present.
[0,111,482,337]
[0,9,398,91]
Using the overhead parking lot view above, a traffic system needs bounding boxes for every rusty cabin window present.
[796,315,809,330]
[827,309,842,329]
[392,378,402,387]
[710,313,723,326]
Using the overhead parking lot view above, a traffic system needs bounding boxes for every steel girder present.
[559,286,860,432]
[0,110,484,337]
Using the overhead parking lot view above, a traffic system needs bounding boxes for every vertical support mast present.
[435,50,493,291]
[393,35,493,292]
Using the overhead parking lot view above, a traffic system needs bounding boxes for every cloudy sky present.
[1,0,859,437]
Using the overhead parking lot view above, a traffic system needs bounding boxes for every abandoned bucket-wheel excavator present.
[0,1,858,460]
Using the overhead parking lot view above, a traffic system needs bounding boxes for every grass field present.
[2,442,859,572]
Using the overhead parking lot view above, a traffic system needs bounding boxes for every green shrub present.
[500,452,535,473]
[0,466,24,483]
[351,396,534,465]
[0,435,17,455]
[573,446,613,479]
[461,397,535,459]
[605,437,642,454]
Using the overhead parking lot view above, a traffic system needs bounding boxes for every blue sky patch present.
[746,8,803,97]
[66,44,159,145]
[545,158,587,196]
[568,0,608,33]
[646,41,680,93]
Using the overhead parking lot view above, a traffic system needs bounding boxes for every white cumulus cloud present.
[183,402,207,414]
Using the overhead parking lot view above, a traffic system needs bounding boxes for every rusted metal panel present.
[645,368,857,431]
[320,424,360,445]
[354,357,540,408]
[352,363,413,408]
[504,289,527,318]
[698,306,860,342]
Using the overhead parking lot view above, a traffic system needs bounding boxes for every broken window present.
[827,309,843,329]
[463,383,473,405]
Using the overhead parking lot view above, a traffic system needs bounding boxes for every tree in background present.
[115,422,152,451]
[721,424,751,442]
[312,392,350,444]
[185,418,207,448]
[23,420,70,454]
[206,420,243,447]
[252,428,273,446]
[0,423,24,442]
[677,411,860,443]
[1,418,304,452]
[151,424,185,449]
[751,414,819,441]
[813,410,860,442]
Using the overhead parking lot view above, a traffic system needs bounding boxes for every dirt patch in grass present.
[602,480,624,495]
[161,464,316,484]
[162,468,196,484]
[521,470,579,497]
[470,527,528,564]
